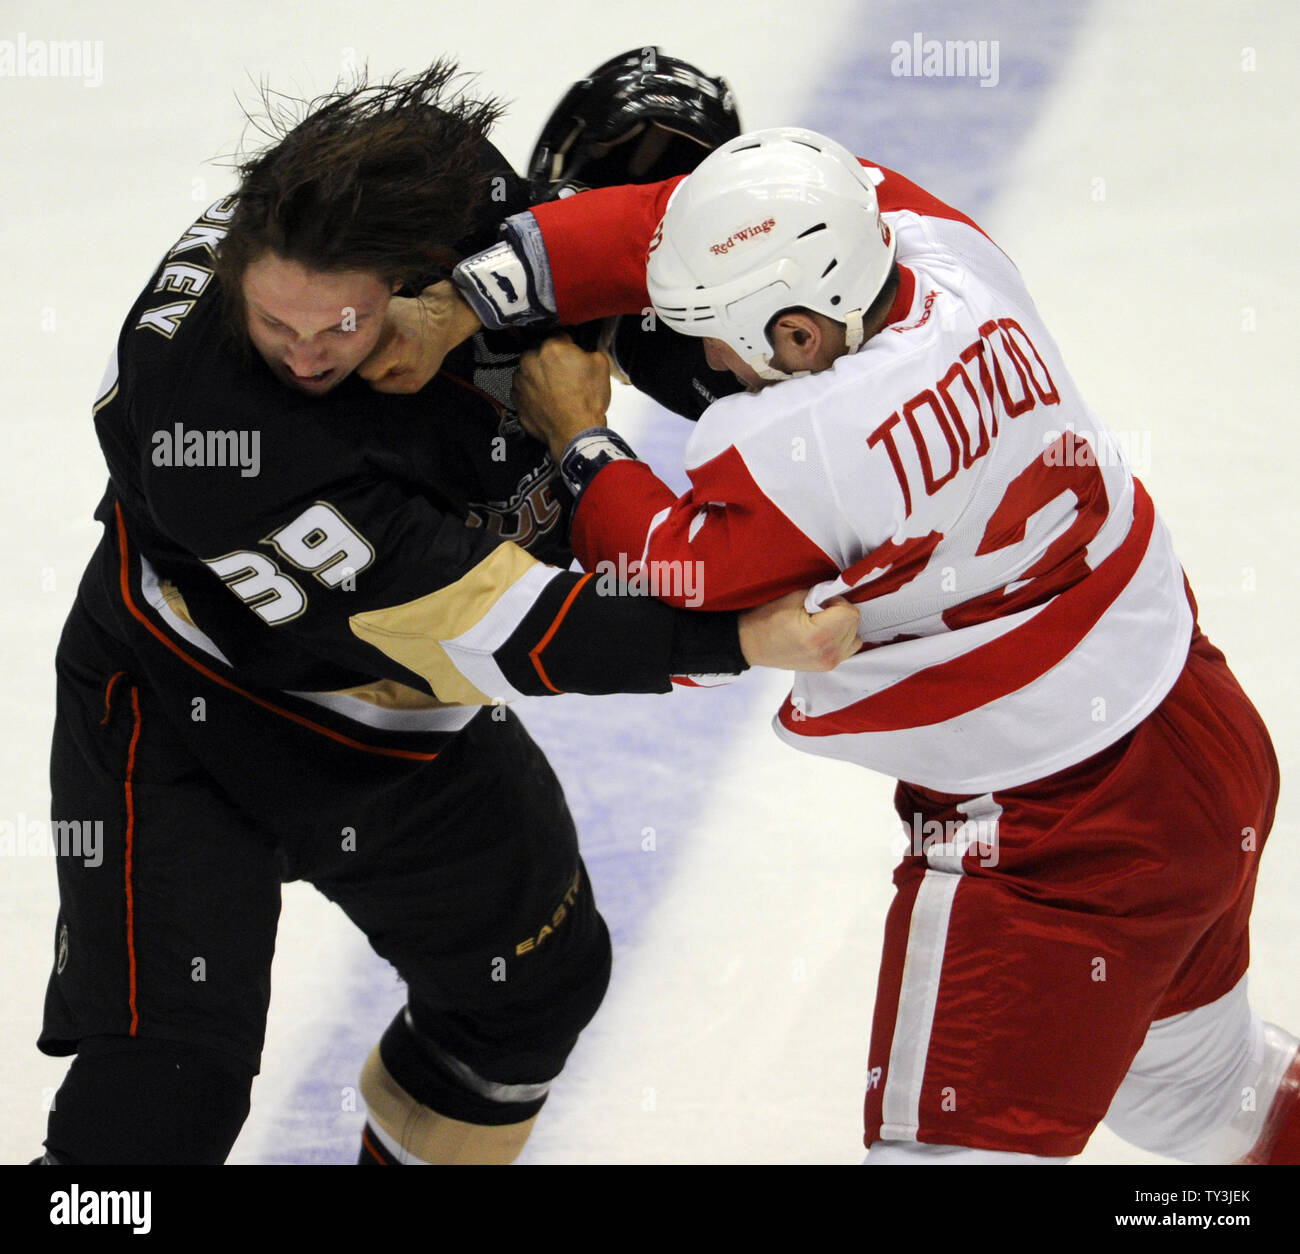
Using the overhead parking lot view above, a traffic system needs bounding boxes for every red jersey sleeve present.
[529,177,684,324]
[527,160,992,327]
[571,450,840,612]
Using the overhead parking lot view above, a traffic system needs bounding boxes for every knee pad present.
[1104,978,1298,1162]
[358,1009,548,1165]
[45,1036,254,1164]
[866,1140,1070,1164]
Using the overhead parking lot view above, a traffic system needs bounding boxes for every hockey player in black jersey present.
[36,60,856,1166]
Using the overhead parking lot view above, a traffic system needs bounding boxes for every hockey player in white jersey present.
[380,127,1297,1165]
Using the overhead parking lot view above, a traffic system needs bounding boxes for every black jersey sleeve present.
[110,468,749,708]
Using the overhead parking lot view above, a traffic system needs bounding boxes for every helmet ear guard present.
[528,46,741,199]
[646,127,897,377]
[724,286,806,380]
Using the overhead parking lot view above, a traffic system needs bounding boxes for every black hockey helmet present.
[527,46,741,199]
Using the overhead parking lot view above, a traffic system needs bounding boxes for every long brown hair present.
[214,59,505,336]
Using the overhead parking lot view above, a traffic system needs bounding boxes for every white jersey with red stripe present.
[555,166,1193,792]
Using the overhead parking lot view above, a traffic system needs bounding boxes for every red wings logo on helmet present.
[708,218,776,256]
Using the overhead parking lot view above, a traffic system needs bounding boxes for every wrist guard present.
[453,213,557,331]
[559,428,639,498]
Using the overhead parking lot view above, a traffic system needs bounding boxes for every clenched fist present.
[739,590,862,672]
[360,281,481,394]
[512,334,612,460]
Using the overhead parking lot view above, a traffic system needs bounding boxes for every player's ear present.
[770,312,823,369]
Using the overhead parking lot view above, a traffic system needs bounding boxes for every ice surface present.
[1,0,1295,1167]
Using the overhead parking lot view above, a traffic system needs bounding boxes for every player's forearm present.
[530,180,682,322]
[570,456,839,610]
[496,566,747,695]
[453,179,684,330]
[510,336,841,611]
[497,560,856,687]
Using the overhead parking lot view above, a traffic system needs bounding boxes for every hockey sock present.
[355,1008,550,1164]
[358,1122,400,1165]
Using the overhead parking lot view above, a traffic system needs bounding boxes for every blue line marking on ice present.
[802,1,1088,218]
[266,0,1092,1162]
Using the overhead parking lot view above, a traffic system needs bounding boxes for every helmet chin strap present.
[844,309,865,353]
[747,307,867,382]
[749,358,806,382]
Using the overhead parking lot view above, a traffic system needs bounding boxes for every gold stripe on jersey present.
[348,542,540,705]
[92,382,119,415]
[320,677,466,712]
[158,577,198,628]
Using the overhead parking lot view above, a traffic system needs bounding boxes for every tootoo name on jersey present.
[90,189,745,707]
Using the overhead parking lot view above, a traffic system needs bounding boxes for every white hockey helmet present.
[646,127,896,379]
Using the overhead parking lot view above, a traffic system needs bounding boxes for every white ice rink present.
[1,0,1296,1167]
